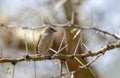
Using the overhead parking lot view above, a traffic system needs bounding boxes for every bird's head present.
[44,26,57,34]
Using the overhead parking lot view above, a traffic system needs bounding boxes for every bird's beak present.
[51,27,57,32]
[50,26,57,32]
[53,29,57,32]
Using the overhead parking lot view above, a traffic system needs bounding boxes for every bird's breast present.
[39,34,54,53]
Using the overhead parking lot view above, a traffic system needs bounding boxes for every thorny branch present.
[0,42,120,64]
[81,42,120,58]
[1,22,120,39]
[51,23,120,40]
[81,26,120,40]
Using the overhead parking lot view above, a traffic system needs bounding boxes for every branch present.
[81,42,120,58]
[0,54,74,64]
[51,23,120,40]
[1,22,120,40]
[82,26,120,40]
[0,42,120,64]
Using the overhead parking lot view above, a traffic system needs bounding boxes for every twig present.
[12,65,15,78]
[58,32,66,51]
[71,11,75,25]
[82,42,90,52]
[73,29,81,39]
[79,54,101,68]
[81,42,120,58]
[73,37,81,55]
[50,44,68,58]
[74,25,120,40]
[24,33,28,51]
[34,62,37,78]
[65,60,70,73]
[74,57,85,68]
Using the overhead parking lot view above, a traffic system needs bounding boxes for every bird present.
[36,26,57,55]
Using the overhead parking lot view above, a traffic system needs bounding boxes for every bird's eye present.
[48,27,57,32]
[50,27,54,31]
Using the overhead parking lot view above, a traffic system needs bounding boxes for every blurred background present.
[0,0,120,78]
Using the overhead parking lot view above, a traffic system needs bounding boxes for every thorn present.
[71,11,75,25]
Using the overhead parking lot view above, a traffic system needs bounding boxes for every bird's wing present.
[36,34,42,54]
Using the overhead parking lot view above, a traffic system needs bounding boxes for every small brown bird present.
[36,26,57,55]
